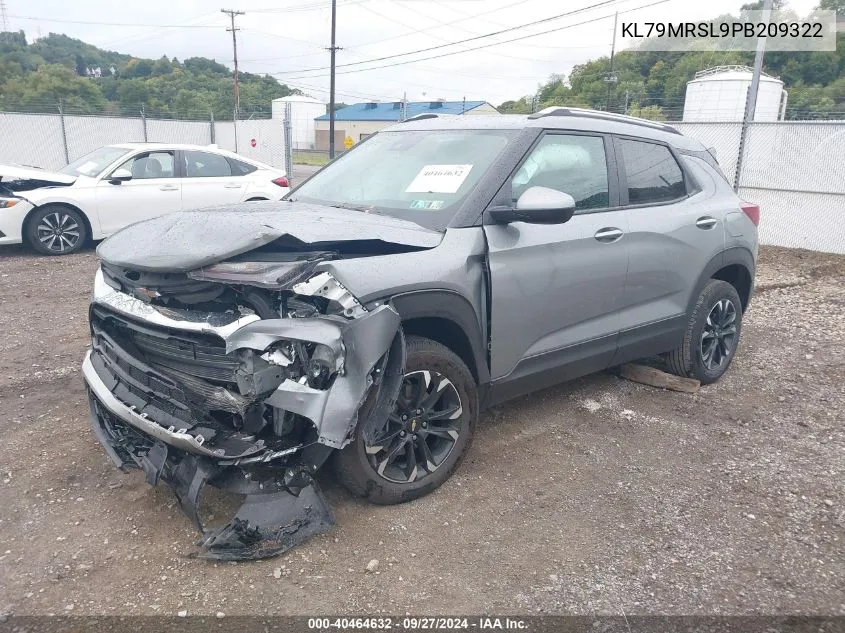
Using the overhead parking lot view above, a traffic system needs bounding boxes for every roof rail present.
[528,106,682,135]
[402,113,442,122]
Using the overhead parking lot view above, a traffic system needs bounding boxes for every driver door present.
[483,131,630,389]
[95,150,181,235]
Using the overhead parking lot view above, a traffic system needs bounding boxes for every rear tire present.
[666,279,743,384]
[334,335,478,505]
[26,205,87,255]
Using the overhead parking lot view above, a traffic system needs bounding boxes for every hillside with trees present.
[499,0,845,120]
[0,31,299,118]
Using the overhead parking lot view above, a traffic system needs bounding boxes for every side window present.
[116,151,175,179]
[227,157,257,176]
[617,139,686,205]
[184,151,232,178]
[510,134,609,211]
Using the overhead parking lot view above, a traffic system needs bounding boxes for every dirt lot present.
[0,244,842,617]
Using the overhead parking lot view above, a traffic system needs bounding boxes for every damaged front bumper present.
[83,268,404,560]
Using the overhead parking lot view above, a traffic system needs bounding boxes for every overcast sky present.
[9,0,821,106]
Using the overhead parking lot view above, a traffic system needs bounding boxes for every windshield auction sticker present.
[406,165,473,194]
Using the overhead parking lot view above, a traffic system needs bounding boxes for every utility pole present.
[605,11,619,112]
[328,0,341,159]
[221,8,245,117]
[735,0,773,190]
[745,0,773,125]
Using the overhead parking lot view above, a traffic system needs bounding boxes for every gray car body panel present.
[95,202,443,272]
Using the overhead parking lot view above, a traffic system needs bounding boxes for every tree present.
[627,104,667,121]
[1,64,106,113]
[817,0,845,11]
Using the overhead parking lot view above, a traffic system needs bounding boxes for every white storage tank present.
[683,66,787,122]
[272,95,326,150]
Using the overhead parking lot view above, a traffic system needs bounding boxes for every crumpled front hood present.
[0,164,77,186]
[96,202,444,272]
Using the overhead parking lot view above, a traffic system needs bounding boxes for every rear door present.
[179,150,246,209]
[95,150,180,235]
[613,136,726,359]
[483,131,629,385]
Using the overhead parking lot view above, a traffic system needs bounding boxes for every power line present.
[250,0,369,13]
[280,0,671,80]
[221,8,245,116]
[6,13,224,28]
[274,0,629,76]
[348,0,527,49]
[355,1,546,64]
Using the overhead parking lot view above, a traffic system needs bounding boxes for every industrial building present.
[271,95,328,150]
[314,100,500,150]
[682,66,788,122]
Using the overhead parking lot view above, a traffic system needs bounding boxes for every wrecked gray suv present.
[83,108,759,560]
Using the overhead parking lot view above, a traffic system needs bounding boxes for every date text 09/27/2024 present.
[307,617,528,630]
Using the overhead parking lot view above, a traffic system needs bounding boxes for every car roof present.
[384,110,703,151]
[106,143,277,167]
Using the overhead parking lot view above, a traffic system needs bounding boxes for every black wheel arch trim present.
[368,289,490,389]
[689,247,756,315]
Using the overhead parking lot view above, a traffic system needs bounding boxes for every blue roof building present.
[313,100,500,150]
[315,100,495,122]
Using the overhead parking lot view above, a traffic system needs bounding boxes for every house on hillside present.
[314,100,499,150]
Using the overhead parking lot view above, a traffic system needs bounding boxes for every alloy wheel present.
[36,212,81,253]
[700,299,738,370]
[365,370,463,484]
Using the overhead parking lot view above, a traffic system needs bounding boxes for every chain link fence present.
[0,103,291,173]
[1,104,843,253]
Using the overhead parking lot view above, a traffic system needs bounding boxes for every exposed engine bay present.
[83,248,407,560]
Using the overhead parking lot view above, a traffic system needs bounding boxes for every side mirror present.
[488,186,577,225]
[108,168,133,184]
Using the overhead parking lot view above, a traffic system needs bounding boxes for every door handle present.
[594,227,624,243]
[223,183,242,189]
[696,216,718,230]
[159,185,179,191]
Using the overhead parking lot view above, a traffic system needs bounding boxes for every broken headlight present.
[187,260,318,289]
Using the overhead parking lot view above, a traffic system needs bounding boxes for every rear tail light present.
[272,176,290,188]
[740,202,760,226]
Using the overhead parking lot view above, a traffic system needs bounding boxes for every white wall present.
[0,112,288,172]
[0,112,66,170]
[674,121,845,254]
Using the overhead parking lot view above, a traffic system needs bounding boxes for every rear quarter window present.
[618,138,686,205]
[227,157,258,176]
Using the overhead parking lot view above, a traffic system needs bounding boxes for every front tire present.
[26,205,87,255]
[334,335,478,505]
[666,279,743,384]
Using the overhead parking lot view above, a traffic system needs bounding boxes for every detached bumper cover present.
[83,267,404,559]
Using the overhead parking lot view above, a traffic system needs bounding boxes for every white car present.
[0,143,291,255]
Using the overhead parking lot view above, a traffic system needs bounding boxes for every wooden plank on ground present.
[618,363,700,394]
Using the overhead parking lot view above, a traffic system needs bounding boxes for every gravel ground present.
[0,244,842,617]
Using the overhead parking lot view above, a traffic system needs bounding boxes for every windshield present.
[60,146,132,177]
[290,129,515,230]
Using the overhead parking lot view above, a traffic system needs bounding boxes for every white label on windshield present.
[405,164,473,194]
